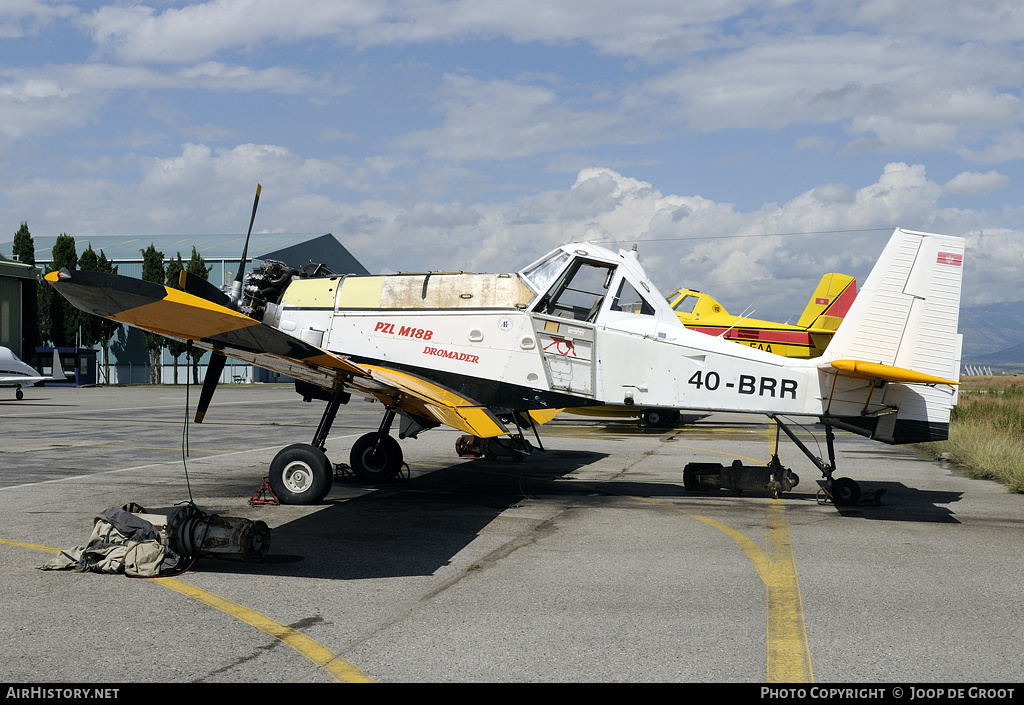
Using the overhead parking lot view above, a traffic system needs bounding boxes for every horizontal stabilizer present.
[826,359,959,386]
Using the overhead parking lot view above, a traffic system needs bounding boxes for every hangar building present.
[0,253,40,359]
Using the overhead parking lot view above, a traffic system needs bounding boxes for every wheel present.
[641,408,679,428]
[268,443,333,505]
[350,433,403,482]
[641,408,663,427]
[15,389,24,400]
[829,477,861,506]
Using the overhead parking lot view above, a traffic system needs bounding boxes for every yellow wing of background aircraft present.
[667,273,857,358]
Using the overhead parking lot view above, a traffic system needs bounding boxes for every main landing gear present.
[268,391,406,505]
[771,417,863,506]
[681,417,866,505]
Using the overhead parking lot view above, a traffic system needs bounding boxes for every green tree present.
[11,222,39,358]
[77,245,100,348]
[78,245,119,383]
[140,244,165,384]
[185,246,212,384]
[47,233,78,347]
[164,252,188,384]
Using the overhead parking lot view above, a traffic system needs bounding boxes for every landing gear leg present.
[772,418,861,506]
[268,389,347,505]
[350,408,404,482]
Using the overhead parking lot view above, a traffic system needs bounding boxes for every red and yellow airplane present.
[667,273,857,358]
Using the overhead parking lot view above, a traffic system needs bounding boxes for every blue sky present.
[2,1,1023,321]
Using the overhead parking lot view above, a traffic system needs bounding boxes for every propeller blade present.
[227,183,262,308]
[179,270,230,306]
[236,183,262,285]
[195,352,227,424]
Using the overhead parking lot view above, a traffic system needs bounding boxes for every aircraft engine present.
[683,460,799,498]
[133,505,271,563]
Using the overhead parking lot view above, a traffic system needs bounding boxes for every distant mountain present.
[959,301,1024,371]
[959,301,1024,355]
[969,342,1024,371]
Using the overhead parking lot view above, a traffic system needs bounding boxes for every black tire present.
[641,408,679,428]
[641,408,663,427]
[350,433,403,482]
[268,443,333,505]
[15,389,24,401]
[830,477,861,506]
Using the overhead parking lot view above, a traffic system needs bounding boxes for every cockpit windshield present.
[671,293,699,314]
[520,250,570,294]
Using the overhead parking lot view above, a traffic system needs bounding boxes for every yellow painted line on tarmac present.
[1,538,374,683]
[153,577,374,683]
[764,500,813,683]
[0,538,62,554]
[565,419,814,680]
[633,496,813,683]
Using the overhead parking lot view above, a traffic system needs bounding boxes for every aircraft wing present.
[44,269,513,438]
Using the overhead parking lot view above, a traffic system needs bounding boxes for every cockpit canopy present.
[519,243,680,330]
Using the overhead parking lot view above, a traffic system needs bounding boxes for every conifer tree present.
[185,246,212,384]
[11,223,38,358]
[140,244,165,384]
[164,252,188,384]
[47,234,78,347]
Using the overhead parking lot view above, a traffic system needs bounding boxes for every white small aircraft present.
[0,346,69,400]
[45,188,964,507]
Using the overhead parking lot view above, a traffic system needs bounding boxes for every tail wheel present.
[269,443,333,505]
[830,477,861,506]
[350,433,403,482]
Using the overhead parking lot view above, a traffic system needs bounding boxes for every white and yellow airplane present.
[46,189,963,506]
[0,346,68,400]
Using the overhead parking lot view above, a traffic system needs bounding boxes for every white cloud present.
[0,61,340,146]
[392,74,636,162]
[79,0,754,64]
[3,2,1024,318]
[942,171,1009,197]
[4,153,1021,314]
[0,0,77,39]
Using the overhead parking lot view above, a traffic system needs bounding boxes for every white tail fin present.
[822,228,964,443]
[49,349,68,381]
[824,228,964,382]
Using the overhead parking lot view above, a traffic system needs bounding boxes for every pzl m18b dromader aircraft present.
[46,189,963,506]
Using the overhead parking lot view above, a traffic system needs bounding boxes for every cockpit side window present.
[612,279,655,316]
[537,260,615,322]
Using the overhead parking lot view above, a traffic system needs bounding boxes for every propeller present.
[192,183,261,423]
[180,269,230,307]
[227,183,261,308]
[195,352,227,423]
